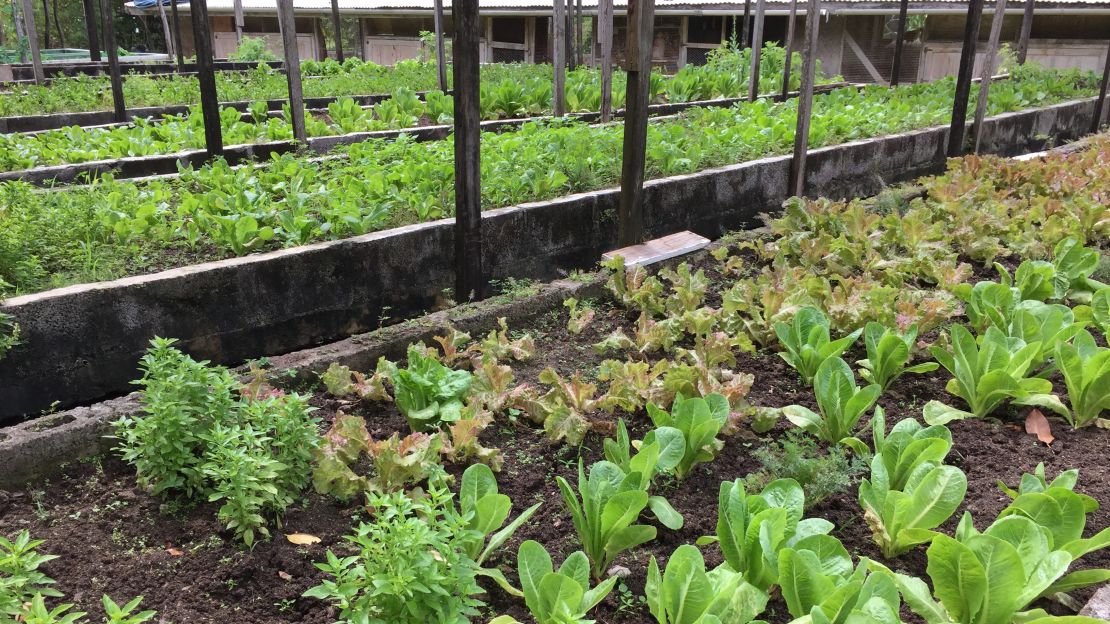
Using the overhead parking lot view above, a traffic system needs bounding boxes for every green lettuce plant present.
[923,325,1065,425]
[778,551,900,623]
[645,393,729,480]
[458,464,542,594]
[1054,329,1110,427]
[856,322,938,390]
[644,544,769,624]
[379,346,474,432]
[782,357,882,446]
[603,419,686,529]
[488,540,617,624]
[556,459,657,580]
[775,306,862,385]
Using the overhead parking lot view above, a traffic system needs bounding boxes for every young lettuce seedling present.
[774,306,862,386]
[488,540,617,624]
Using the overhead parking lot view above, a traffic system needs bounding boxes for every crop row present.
[0,63,1097,298]
[3,137,1107,623]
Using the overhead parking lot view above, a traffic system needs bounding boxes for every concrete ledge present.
[0,96,1097,421]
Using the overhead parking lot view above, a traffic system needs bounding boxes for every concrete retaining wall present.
[0,96,1097,422]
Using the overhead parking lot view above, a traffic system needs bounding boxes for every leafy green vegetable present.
[856,322,938,390]
[1054,329,1110,427]
[644,544,769,624]
[782,357,881,446]
[775,306,862,385]
[0,531,61,617]
[603,419,685,530]
[458,464,542,595]
[646,393,730,480]
[379,346,474,432]
[488,540,617,624]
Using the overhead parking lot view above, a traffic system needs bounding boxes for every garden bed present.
[0,136,1107,624]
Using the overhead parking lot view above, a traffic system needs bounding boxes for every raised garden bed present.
[0,135,1107,624]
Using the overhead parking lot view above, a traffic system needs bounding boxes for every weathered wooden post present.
[170,0,184,68]
[19,0,44,84]
[156,0,174,60]
[82,0,101,62]
[277,0,306,144]
[971,0,1007,154]
[747,0,765,101]
[433,0,447,91]
[1015,0,1035,64]
[617,0,654,246]
[330,0,344,62]
[598,0,613,122]
[947,0,984,157]
[780,0,798,100]
[100,0,126,121]
[788,0,820,198]
[740,0,751,47]
[565,0,575,70]
[553,0,566,115]
[575,0,583,67]
[453,0,484,300]
[356,17,365,60]
[233,0,244,42]
[190,0,223,156]
[890,0,908,86]
[1092,40,1110,134]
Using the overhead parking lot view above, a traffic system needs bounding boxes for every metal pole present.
[190,0,223,156]
[330,0,343,62]
[1092,40,1110,134]
[553,0,566,115]
[453,0,484,301]
[788,0,820,198]
[277,0,306,144]
[617,0,654,246]
[19,0,43,84]
[434,0,447,91]
[598,0,613,122]
[971,0,1007,154]
[780,0,798,100]
[170,0,183,68]
[890,0,908,86]
[747,0,765,101]
[82,0,101,62]
[99,0,126,121]
[947,0,985,157]
[1015,0,1035,64]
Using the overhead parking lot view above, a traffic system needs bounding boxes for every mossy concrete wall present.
[0,96,1097,422]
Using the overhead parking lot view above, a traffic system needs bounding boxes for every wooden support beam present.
[617,0,654,246]
[330,0,344,62]
[575,0,583,67]
[747,0,765,101]
[170,0,184,68]
[277,0,306,144]
[890,0,908,85]
[788,0,820,198]
[553,0,566,115]
[565,0,575,70]
[190,0,223,156]
[971,0,1007,154]
[1015,0,1035,65]
[1093,40,1110,134]
[99,0,126,122]
[740,0,751,48]
[598,0,613,122]
[844,30,884,83]
[82,0,101,62]
[19,0,43,84]
[156,0,174,60]
[780,0,798,101]
[433,0,447,91]
[453,0,484,301]
[11,0,27,64]
[233,0,244,43]
[947,0,984,157]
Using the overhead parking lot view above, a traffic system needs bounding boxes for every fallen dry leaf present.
[166,547,184,557]
[285,533,321,545]
[278,571,293,581]
[1025,409,1055,445]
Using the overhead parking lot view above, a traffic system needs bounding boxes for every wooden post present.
[277,0,306,144]
[99,0,126,121]
[565,0,575,70]
[19,0,43,84]
[233,0,244,43]
[190,0,222,156]
[780,0,798,100]
[453,0,484,301]
[11,0,26,64]
[788,0,820,198]
[156,0,174,59]
[553,0,566,115]
[82,0,101,62]
[747,0,765,101]
[575,0,583,67]
[330,0,344,62]
[598,0,613,122]
[40,0,49,48]
[1015,0,1035,64]
[433,0,447,91]
[947,0,984,157]
[170,0,184,68]
[970,0,1006,154]
[617,0,654,246]
[890,0,908,86]
[1092,40,1110,134]
[356,17,365,60]
[740,0,751,47]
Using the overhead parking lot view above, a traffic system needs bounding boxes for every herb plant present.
[0,531,60,617]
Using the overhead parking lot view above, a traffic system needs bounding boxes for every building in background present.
[126,0,1110,82]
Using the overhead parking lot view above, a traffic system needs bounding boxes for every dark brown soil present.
[2,277,1108,624]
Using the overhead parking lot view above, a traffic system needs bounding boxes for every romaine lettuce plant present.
[646,393,730,480]
[778,551,899,622]
[603,419,685,529]
[556,459,658,580]
[379,346,474,432]
[458,464,542,595]
[1054,329,1110,427]
[644,544,769,624]
[923,325,1065,425]
[488,540,617,624]
[782,357,881,446]
[998,482,1110,572]
[775,306,862,385]
[856,322,938,390]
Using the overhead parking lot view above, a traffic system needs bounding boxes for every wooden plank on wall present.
[434,0,447,90]
[82,0,101,62]
[748,0,765,101]
[19,0,43,84]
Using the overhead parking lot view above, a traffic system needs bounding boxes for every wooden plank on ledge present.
[603,231,711,268]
